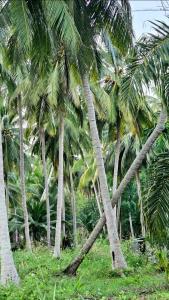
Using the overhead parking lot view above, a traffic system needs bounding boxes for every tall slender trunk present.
[63,108,167,275]
[14,208,19,244]
[54,116,64,258]
[82,73,125,270]
[93,182,102,217]
[40,165,53,202]
[70,167,77,247]
[18,97,31,251]
[129,212,134,239]
[112,119,127,268]
[62,197,66,240]
[135,170,145,237]
[0,126,19,285]
[115,135,122,229]
[93,181,106,234]
[40,127,51,247]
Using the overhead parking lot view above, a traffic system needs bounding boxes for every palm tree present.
[64,108,166,275]
[64,18,169,274]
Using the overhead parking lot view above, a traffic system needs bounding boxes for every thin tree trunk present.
[40,165,53,202]
[0,126,20,285]
[82,73,126,270]
[93,181,106,234]
[93,182,102,217]
[135,170,145,237]
[70,167,77,247]
[63,108,166,275]
[40,127,51,247]
[54,116,64,258]
[62,197,66,240]
[14,208,19,244]
[112,119,127,268]
[18,97,31,251]
[129,212,134,239]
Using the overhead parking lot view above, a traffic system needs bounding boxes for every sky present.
[130,0,169,38]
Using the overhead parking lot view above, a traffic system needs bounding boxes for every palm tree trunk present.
[70,167,77,247]
[0,126,19,285]
[135,170,145,237]
[129,212,135,239]
[54,115,64,258]
[112,119,127,268]
[18,97,31,251]
[62,197,66,240]
[93,182,103,217]
[93,181,106,234]
[82,73,126,270]
[63,108,167,275]
[40,127,51,247]
[40,165,53,202]
[14,208,19,244]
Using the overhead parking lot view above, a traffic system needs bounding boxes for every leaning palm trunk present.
[70,167,77,247]
[0,126,19,285]
[135,170,145,237]
[54,116,64,258]
[112,120,127,268]
[63,108,167,275]
[82,73,125,270]
[18,97,31,251]
[40,127,51,247]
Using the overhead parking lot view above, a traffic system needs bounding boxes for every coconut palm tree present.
[63,19,169,274]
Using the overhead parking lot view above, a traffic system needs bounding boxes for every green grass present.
[0,240,168,300]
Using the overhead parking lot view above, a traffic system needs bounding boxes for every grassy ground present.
[0,240,168,300]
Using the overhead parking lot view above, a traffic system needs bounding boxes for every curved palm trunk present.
[135,170,145,237]
[54,116,64,258]
[82,73,125,270]
[18,97,31,251]
[0,126,19,285]
[40,127,51,248]
[112,120,127,268]
[63,108,167,275]
[70,167,77,247]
